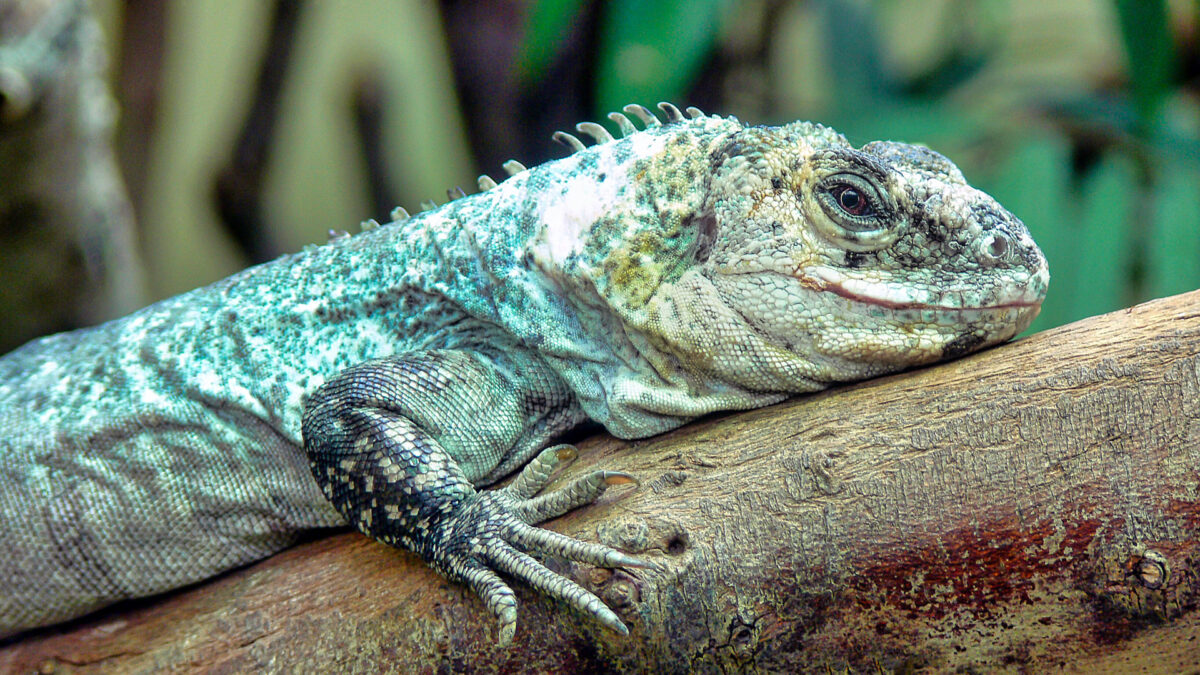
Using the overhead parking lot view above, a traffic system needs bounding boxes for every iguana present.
[0,103,1048,644]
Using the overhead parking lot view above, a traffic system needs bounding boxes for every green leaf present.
[820,0,893,114]
[1147,161,1200,298]
[594,0,730,115]
[1112,0,1175,130]
[984,134,1073,333]
[1073,153,1138,318]
[515,0,588,85]
[1042,92,1200,169]
[833,102,984,152]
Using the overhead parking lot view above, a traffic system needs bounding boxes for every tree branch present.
[4,290,1199,672]
[0,0,146,352]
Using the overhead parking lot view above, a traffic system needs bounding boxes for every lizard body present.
[0,104,1048,642]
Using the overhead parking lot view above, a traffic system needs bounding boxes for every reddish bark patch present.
[849,515,1105,619]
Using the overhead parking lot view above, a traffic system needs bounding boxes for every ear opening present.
[687,210,719,263]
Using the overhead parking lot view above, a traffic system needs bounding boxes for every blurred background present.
[1,0,1197,353]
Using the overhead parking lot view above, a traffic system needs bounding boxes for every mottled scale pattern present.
[301,350,582,553]
[0,103,1047,641]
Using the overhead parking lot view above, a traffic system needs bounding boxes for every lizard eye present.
[805,150,908,252]
[831,185,871,217]
[816,173,888,233]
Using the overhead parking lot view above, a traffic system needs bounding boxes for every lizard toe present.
[510,468,637,523]
[506,444,577,499]
[453,561,520,646]
[508,520,650,570]
[485,536,629,637]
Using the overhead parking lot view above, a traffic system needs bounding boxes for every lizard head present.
[636,118,1049,393]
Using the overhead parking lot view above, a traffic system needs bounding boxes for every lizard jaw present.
[796,265,1044,313]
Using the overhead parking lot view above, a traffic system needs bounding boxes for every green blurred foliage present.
[1113,0,1174,126]
[516,0,588,86]
[592,0,731,113]
[102,0,471,300]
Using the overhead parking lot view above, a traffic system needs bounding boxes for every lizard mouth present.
[793,266,1043,317]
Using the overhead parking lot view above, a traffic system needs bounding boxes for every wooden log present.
[4,290,1199,673]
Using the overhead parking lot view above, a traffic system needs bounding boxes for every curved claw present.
[514,468,639,524]
[602,471,637,486]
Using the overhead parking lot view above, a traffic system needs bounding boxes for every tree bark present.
[0,0,146,353]
[4,290,1200,673]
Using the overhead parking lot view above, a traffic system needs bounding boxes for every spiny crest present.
[340,102,711,241]
[474,102,711,191]
[548,102,708,157]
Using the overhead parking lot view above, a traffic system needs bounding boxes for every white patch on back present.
[531,133,669,267]
[537,174,621,263]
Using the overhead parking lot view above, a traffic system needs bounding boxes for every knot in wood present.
[1134,550,1169,590]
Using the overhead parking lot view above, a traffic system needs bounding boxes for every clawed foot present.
[425,445,649,645]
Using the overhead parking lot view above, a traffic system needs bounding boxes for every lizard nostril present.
[982,234,1010,264]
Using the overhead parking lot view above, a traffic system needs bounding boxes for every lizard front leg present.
[300,350,646,644]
